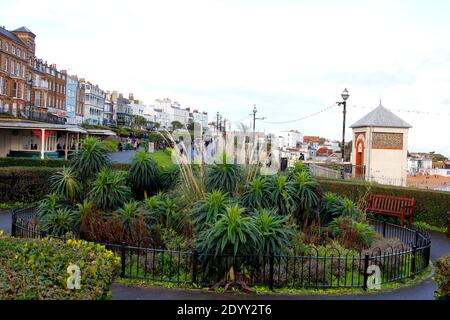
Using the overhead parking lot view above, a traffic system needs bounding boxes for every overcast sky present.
[2,0,450,157]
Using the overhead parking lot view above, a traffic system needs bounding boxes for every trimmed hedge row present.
[0,167,60,203]
[318,178,450,228]
[0,235,120,300]
[0,157,71,168]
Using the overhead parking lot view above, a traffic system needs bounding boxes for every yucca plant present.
[330,198,362,220]
[240,176,272,211]
[287,160,310,179]
[197,205,260,257]
[192,190,231,231]
[89,169,131,210]
[71,137,110,180]
[318,192,343,226]
[268,175,296,216]
[36,192,63,218]
[40,207,78,236]
[205,152,242,194]
[252,208,292,255]
[159,164,180,191]
[127,150,159,198]
[329,216,376,249]
[50,166,81,203]
[291,171,321,218]
[115,201,146,238]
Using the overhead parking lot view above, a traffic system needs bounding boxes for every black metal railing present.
[18,109,66,125]
[11,208,431,291]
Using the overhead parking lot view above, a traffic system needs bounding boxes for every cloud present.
[1,0,450,157]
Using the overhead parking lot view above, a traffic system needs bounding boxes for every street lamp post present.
[216,112,220,135]
[249,105,266,164]
[337,88,350,162]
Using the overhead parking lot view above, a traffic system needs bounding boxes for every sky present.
[2,0,450,157]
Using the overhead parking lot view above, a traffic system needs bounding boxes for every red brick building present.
[0,26,33,116]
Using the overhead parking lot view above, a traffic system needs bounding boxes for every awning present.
[0,121,88,134]
[85,129,117,136]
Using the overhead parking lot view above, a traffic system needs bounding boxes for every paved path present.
[110,150,137,164]
[112,231,450,300]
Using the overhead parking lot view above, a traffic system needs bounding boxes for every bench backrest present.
[367,194,415,214]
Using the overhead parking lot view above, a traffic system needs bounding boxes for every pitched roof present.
[13,26,35,36]
[350,103,412,129]
[0,27,27,47]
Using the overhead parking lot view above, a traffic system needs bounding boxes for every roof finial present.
[379,99,383,107]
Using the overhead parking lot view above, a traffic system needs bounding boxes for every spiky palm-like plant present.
[240,176,272,211]
[159,164,180,191]
[36,192,63,218]
[71,137,110,180]
[291,171,321,221]
[192,190,230,231]
[318,192,343,226]
[287,160,310,179]
[330,198,362,220]
[127,150,159,198]
[197,205,260,257]
[205,152,242,194]
[89,169,131,211]
[252,208,292,255]
[268,175,296,216]
[40,207,78,236]
[115,201,145,237]
[50,166,81,203]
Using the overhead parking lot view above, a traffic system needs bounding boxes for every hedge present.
[435,255,450,300]
[0,157,71,168]
[0,234,120,300]
[0,157,131,170]
[0,167,60,203]
[317,178,450,228]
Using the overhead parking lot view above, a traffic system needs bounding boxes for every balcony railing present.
[19,109,66,125]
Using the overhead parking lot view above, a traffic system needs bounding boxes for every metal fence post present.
[414,230,419,247]
[382,220,386,238]
[269,252,274,291]
[411,245,417,276]
[192,250,198,285]
[362,254,370,291]
[120,242,126,278]
[11,209,16,237]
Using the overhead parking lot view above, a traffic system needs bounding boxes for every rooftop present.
[350,103,412,129]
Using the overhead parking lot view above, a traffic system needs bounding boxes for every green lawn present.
[149,151,173,168]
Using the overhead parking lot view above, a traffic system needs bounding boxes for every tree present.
[154,122,161,129]
[171,121,184,130]
[132,115,147,130]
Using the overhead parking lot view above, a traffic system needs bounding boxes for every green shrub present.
[240,177,272,211]
[318,178,450,228]
[164,147,173,157]
[71,137,111,180]
[328,216,376,250]
[100,139,119,152]
[0,167,60,203]
[0,158,71,167]
[435,255,450,300]
[127,150,159,198]
[0,234,120,300]
[205,153,243,194]
[89,169,131,210]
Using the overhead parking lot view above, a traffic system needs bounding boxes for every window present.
[0,77,3,95]
[10,61,14,75]
[11,46,15,55]
[16,63,20,76]
[21,83,24,99]
[5,43,8,52]
[11,82,17,98]
[17,48,20,57]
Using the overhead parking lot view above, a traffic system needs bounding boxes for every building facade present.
[0,26,33,116]
[65,74,78,124]
[80,80,105,125]
[350,103,412,186]
[116,93,132,127]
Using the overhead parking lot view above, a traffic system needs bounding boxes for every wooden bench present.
[366,194,415,226]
